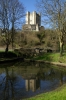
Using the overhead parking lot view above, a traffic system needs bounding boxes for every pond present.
[0,61,66,100]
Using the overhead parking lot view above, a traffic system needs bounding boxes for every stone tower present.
[23,11,41,31]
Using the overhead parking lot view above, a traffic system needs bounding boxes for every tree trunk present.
[60,40,63,56]
[11,26,14,49]
[5,44,9,53]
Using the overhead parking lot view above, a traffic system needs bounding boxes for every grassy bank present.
[33,53,66,63]
[23,84,66,100]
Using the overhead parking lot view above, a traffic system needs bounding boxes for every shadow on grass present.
[0,51,17,58]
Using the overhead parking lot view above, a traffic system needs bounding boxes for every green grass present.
[33,53,66,63]
[23,84,66,100]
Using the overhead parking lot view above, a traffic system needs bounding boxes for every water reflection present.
[0,67,16,100]
[0,62,66,100]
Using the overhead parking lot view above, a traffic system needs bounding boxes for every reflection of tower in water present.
[25,77,40,92]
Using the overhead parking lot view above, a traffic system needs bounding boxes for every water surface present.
[0,61,66,100]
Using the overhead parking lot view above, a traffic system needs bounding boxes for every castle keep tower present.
[23,11,41,31]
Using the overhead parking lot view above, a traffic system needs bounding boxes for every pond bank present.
[0,57,66,68]
[0,57,24,63]
[24,53,66,68]
[24,59,66,68]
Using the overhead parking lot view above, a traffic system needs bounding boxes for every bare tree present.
[0,0,11,52]
[0,0,25,52]
[9,0,25,49]
[36,0,66,56]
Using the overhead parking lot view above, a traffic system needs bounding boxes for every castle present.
[22,11,41,31]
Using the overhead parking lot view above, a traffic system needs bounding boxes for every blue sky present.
[19,0,36,12]
[19,0,49,28]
